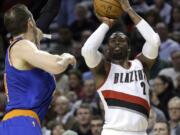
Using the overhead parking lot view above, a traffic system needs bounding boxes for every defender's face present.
[108,32,129,61]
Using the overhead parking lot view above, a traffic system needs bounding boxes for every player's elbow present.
[81,46,88,58]
[150,33,161,47]
[81,45,93,59]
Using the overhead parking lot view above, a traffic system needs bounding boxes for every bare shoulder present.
[13,40,37,50]
[12,40,38,57]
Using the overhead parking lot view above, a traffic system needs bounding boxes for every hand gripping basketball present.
[96,13,115,27]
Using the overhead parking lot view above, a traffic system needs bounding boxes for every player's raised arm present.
[119,0,161,69]
[14,40,76,74]
[81,17,114,72]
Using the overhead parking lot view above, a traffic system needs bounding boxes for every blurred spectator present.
[156,22,180,62]
[66,91,78,107]
[52,96,76,130]
[0,92,6,120]
[51,123,65,135]
[70,3,96,41]
[63,130,78,135]
[151,75,175,118]
[72,104,92,135]
[175,128,180,135]
[153,120,170,135]
[49,26,77,55]
[169,31,180,43]
[175,75,180,96]
[172,0,180,7]
[168,97,180,135]
[150,57,170,79]
[73,79,99,115]
[56,0,81,27]
[82,71,94,81]
[169,5,180,32]
[90,116,103,135]
[147,107,166,135]
[150,0,172,24]
[145,0,154,5]
[42,126,51,135]
[68,69,83,99]
[159,51,180,87]
[0,35,5,60]
[131,0,150,13]
[145,9,162,28]
[55,74,69,94]
[80,30,92,46]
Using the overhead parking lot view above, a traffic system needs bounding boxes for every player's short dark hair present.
[4,4,32,36]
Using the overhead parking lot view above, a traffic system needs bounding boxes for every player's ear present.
[27,18,35,29]
[27,18,31,26]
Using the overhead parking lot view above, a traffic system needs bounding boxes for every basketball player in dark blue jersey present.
[0,4,76,135]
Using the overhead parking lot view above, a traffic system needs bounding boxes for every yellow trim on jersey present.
[2,109,40,125]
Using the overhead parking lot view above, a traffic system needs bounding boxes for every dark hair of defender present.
[4,4,32,36]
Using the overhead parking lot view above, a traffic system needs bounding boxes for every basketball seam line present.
[97,0,122,9]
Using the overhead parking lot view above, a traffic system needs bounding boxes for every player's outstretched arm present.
[14,40,76,74]
[119,0,161,70]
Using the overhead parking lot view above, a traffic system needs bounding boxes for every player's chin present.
[112,51,128,60]
[111,52,122,60]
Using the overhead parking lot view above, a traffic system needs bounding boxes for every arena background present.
[0,0,179,135]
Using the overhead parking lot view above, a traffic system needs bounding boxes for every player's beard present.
[110,49,128,61]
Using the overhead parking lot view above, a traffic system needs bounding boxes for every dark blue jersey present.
[4,39,56,121]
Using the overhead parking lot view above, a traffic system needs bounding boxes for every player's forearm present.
[31,52,66,74]
[126,7,160,59]
[27,51,69,74]
[81,23,109,68]
[126,8,142,25]
[127,8,160,46]
[136,19,160,47]
[135,15,160,59]
[56,59,70,73]
[82,23,109,52]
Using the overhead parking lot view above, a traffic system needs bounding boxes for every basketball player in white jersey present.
[81,0,160,135]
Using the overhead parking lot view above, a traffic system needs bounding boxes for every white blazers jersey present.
[97,59,150,132]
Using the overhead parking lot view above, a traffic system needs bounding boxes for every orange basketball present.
[94,0,124,19]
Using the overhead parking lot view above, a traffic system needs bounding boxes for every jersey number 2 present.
[140,82,146,95]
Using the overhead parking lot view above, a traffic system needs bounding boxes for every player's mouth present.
[114,47,122,52]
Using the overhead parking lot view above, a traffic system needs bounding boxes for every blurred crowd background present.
[0,0,180,135]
